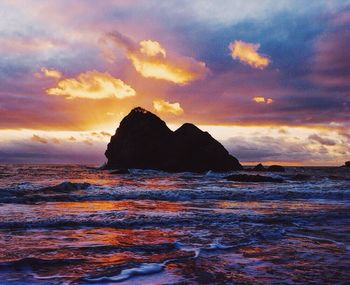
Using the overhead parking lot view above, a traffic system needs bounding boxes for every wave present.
[286,232,348,248]
[0,209,347,230]
[66,242,179,254]
[84,262,166,283]
[82,237,262,283]
[1,186,349,205]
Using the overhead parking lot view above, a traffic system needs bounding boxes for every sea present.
[0,164,349,284]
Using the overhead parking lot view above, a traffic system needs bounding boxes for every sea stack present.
[105,107,242,172]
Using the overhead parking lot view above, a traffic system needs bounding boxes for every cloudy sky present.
[0,0,349,165]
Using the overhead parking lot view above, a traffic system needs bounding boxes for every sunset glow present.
[1,3,349,284]
[0,0,349,165]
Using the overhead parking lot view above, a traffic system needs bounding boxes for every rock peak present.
[176,123,201,132]
[130,106,149,114]
[118,107,170,133]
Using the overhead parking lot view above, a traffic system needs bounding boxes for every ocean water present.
[0,164,349,284]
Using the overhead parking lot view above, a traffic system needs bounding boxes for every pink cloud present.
[0,37,65,54]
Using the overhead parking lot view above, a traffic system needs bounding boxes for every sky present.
[0,0,349,166]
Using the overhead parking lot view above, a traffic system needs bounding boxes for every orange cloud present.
[139,40,166,57]
[37,67,62,79]
[104,32,208,85]
[253,96,273,104]
[153,99,184,115]
[229,40,270,69]
[46,70,136,99]
[129,55,205,84]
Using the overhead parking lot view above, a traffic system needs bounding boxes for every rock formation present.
[105,107,242,172]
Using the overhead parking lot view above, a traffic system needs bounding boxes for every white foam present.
[287,232,345,247]
[85,263,164,283]
[208,239,233,250]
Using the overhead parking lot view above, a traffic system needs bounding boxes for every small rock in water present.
[267,165,285,172]
[253,163,266,171]
[345,161,350,167]
[225,174,284,183]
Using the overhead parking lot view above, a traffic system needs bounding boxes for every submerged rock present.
[105,107,242,172]
[253,163,266,171]
[267,165,285,172]
[225,174,284,183]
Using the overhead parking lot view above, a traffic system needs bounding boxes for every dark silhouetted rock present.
[225,174,284,183]
[253,163,266,171]
[110,169,130,175]
[105,107,242,172]
[345,161,350,167]
[267,165,285,172]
